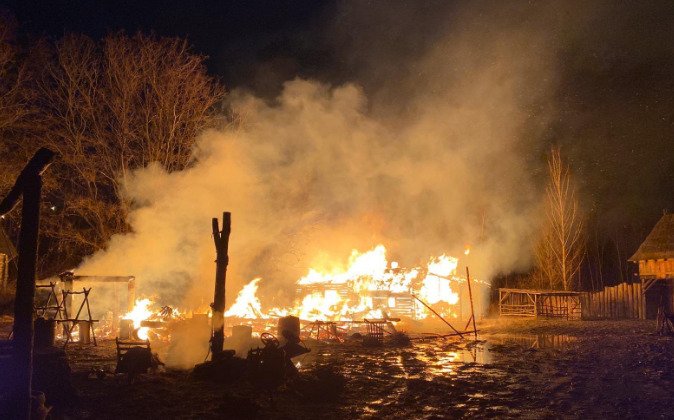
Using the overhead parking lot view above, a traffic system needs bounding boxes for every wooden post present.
[626,283,631,319]
[0,148,54,419]
[127,277,136,312]
[619,283,624,318]
[638,282,645,319]
[466,267,478,340]
[210,212,231,358]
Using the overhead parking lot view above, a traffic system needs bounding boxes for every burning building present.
[223,244,482,325]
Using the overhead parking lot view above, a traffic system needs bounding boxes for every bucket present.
[277,316,300,344]
[79,321,92,344]
[232,325,252,341]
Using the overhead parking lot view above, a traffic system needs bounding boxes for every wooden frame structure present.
[499,288,582,320]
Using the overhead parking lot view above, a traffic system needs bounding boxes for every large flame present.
[123,298,153,340]
[226,244,465,322]
[115,245,475,341]
[224,278,265,318]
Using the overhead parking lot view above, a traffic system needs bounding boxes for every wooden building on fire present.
[629,213,674,319]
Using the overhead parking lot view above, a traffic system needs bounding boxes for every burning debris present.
[225,244,481,325]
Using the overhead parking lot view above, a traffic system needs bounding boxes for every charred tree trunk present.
[0,148,55,420]
[210,212,231,358]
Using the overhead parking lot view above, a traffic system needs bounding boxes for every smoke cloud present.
[78,2,579,311]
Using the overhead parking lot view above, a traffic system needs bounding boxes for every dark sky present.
[3,0,674,255]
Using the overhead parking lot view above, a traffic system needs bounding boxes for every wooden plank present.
[634,282,644,319]
[626,283,631,318]
[609,286,614,318]
[631,283,637,319]
[617,284,621,318]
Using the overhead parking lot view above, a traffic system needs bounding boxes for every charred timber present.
[211,212,231,358]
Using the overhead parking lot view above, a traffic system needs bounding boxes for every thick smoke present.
[78,2,572,311]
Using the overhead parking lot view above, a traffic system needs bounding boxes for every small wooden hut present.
[498,288,583,320]
[629,213,674,319]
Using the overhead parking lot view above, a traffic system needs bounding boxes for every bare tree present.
[535,147,585,290]
[25,32,224,271]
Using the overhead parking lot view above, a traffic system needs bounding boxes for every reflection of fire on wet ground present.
[291,333,579,418]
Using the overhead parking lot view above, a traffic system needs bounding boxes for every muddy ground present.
[4,318,674,419]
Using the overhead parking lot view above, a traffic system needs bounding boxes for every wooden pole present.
[411,294,464,339]
[0,148,54,419]
[466,266,478,340]
[210,212,231,358]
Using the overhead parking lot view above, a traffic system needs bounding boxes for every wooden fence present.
[581,282,645,320]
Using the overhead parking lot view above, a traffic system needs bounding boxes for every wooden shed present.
[498,288,582,320]
[629,213,674,319]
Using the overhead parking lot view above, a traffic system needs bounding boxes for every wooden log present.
[211,212,231,358]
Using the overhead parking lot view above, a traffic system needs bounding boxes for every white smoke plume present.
[78,3,567,311]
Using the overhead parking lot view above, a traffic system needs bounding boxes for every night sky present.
[3,0,674,259]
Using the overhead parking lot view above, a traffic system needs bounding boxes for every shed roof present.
[0,225,16,260]
[629,214,674,261]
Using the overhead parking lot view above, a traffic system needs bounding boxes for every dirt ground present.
[4,317,674,419]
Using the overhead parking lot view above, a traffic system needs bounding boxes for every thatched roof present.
[0,225,16,260]
[629,214,674,261]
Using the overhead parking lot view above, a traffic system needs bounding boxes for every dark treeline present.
[0,13,223,276]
